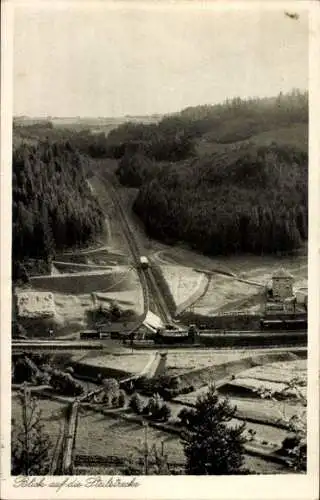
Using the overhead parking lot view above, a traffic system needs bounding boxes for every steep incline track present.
[95,171,150,321]
[95,168,175,325]
[145,267,172,323]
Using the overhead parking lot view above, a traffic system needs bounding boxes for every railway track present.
[96,170,174,325]
[145,267,172,323]
[12,329,307,352]
[96,172,149,314]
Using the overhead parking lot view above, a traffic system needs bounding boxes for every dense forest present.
[133,144,307,254]
[113,91,308,255]
[12,90,308,263]
[12,140,105,274]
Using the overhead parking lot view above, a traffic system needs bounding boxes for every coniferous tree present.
[181,386,247,475]
[11,386,52,475]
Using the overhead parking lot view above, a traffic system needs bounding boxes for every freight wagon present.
[260,317,307,330]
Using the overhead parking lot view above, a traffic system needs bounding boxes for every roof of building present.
[143,310,164,332]
[272,267,294,279]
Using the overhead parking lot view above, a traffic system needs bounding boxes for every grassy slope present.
[197,123,308,156]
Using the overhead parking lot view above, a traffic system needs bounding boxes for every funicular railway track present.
[96,169,173,326]
[96,171,149,318]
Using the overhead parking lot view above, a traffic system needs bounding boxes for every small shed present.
[272,268,294,301]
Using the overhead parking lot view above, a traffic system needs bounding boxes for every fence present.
[74,453,186,472]
[61,400,80,474]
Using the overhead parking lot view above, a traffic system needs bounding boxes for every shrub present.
[34,371,51,385]
[50,370,84,396]
[102,378,120,394]
[129,393,144,414]
[173,377,182,388]
[144,394,163,418]
[158,403,171,421]
[122,379,135,395]
[281,434,301,453]
[162,384,194,400]
[178,407,195,427]
[111,395,119,408]
[118,390,126,408]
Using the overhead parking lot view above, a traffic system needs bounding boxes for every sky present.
[13,2,309,118]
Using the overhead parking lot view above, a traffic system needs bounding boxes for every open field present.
[75,348,304,379]
[156,248,307,283]
[16,266,143,336]
[176,390,303,426]
[74,352,151,376]
[221,359,307,400]
[236,359,307,385]
[18,290,142,336]
[29,267,140,295]
[75,409,184,462]
[74,408,289,473]
[197,124,308,157]
[155,265,209,314]
[150,248,307,315]
[193,274,263,314]
[74,349,257,378]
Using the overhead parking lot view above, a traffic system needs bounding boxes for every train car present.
[260,317,307,331]
[139,256,149,269]
[260,319,284,330]
[283,318,307,330]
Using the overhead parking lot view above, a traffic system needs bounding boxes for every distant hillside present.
[112,91,308,256]
[13,114,162,156]
[105,90,307,159]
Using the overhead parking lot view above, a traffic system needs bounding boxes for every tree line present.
[106,89,307,160]
[12,140,105,271]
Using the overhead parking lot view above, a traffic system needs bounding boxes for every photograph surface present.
[5,1,316,493]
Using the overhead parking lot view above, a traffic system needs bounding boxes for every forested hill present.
[12,141,105,271]
[133,144,307,255]
[106,90,308,159]
[112,91,308,256]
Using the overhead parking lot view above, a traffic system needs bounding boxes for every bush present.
[144,394,163,417]
[118,390,126,408]
[102,378,120,406]
[34,371,51,385]
[50,370,84,396]
[281,434,301,453]
[161,384,194,400]
[178,407,195,427]
[122,380,135,395]
[129,393,144,414]
[158,403,171,422]
[173,377,182,388]
[111,395,119,408]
